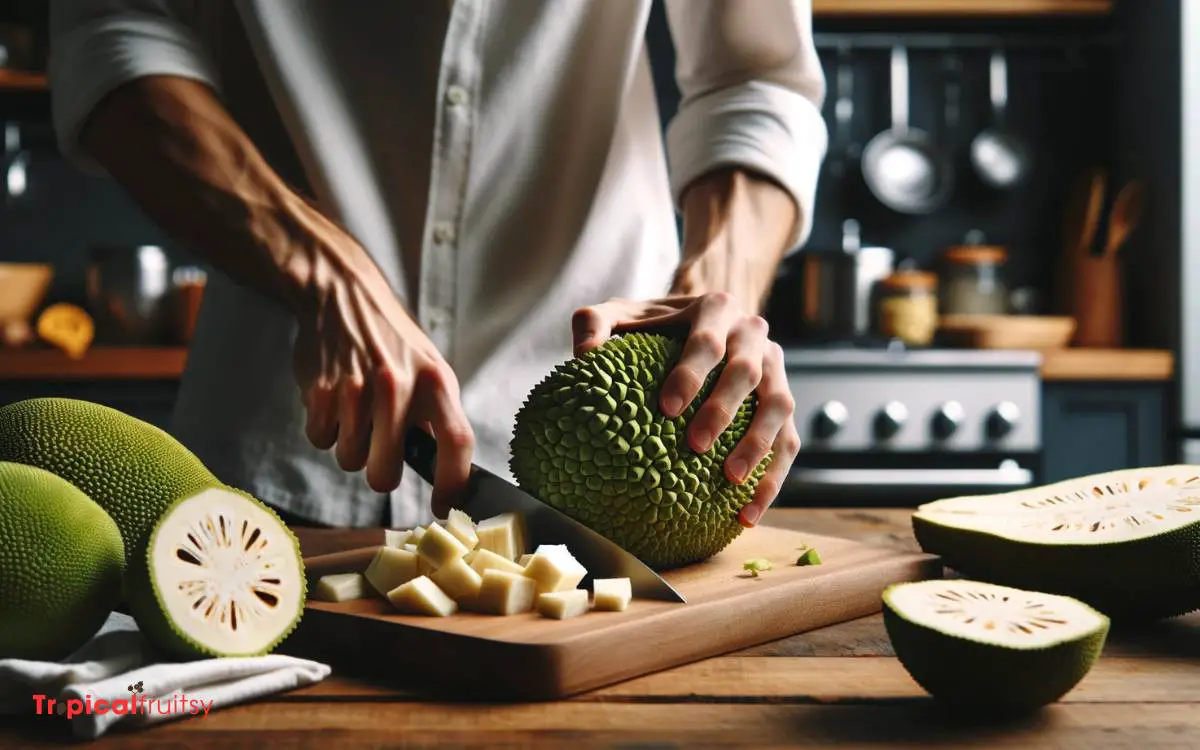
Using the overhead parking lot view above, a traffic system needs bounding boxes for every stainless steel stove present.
[777,343,1043,507]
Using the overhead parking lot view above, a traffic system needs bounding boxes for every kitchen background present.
[0,0,1183,507]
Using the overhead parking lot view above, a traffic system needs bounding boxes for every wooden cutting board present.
[279,524,941,700]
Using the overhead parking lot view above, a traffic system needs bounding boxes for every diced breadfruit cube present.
[383,529,411,548]
[592,578,632,612]
[408,526,427,545]
[464,549,479,564]
[445,508,479,550]
[522,544,587,595]
[386,576,457,616]
[474,569,536,615]
[417,522,470,568]
[469,548,525,577]
[476,512,528,561]
[518,553,533,566]
[429,557,483,602]
[312,572,366,602]
[537,589,590,620]
[363,546,420,597]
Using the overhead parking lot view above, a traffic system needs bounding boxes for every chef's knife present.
[402,427,686,603]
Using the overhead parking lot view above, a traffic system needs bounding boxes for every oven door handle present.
[787,466,1033,488]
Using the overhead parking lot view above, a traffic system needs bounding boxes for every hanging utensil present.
[861,45,954,215]
[1102,179,1146,258]
[828,44,855,180]
[970,48,1031,190]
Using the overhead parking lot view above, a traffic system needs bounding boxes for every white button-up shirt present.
[48,0,827,528]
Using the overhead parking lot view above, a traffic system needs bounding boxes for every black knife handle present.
[403,426,438,486]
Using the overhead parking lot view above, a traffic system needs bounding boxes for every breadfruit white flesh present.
[883,579,1109,716]
[409,526,427,544]
[363,547,419,597]
[522,544,587,595]
[127,487,306,658]
[476,569,536,615]
[592,578,632,612]
[469,548,526,577]
[445,509,479,550]
[537,589,590,620]
[387,576,457,617]
[476,512,529,561]
[312,573,366,602]
[912,465,1200,619]
[383,529,411,548]
[429,557,483,602]
[518,553,533,566]
[417,522,470,569]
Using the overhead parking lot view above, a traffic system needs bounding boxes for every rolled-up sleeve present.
[664,0,827,251]
[48,0,219,166]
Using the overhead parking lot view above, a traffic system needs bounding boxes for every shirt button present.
[445,84,469,106]
[432,222,456,245]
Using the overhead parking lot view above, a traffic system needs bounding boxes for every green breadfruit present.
[125,485,307,659]
[510,331,771,570]
[883,579,1109,717]
[0,461,125,661]
[0,397,220,562]
[912,465,1200,621]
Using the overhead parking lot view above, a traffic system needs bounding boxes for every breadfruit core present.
[126,486,307,659]
[912,465,1200,619]
[0,462,125,660]
[510,332,770,570]
[883,579,1109,716]
[0,397,219,562]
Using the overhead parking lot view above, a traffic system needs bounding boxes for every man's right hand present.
[286,211,476,514]
[77,76,474,516]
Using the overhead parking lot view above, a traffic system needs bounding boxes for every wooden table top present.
[3,507,1197,748]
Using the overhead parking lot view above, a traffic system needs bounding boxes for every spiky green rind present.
[912,512,1200,621]
[0,397,220,564]
[510,332,770,570]
[126,486,307,660]
[882,581,1109,717]
[0,462,125,661]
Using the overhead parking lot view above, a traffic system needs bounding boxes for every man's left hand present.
[572,292,799,528]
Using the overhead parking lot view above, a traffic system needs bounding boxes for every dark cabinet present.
[1041,382,1168,483]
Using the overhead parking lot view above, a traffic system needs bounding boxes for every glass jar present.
[939,244,1009,315]
[877,270,939,346]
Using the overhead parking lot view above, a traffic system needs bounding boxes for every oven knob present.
[812,400,848,439]
[874,401,908,440]
[932,400,965,440]
[986,401,1021,439]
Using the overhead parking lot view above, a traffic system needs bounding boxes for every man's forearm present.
[79,75,379,315]
[671,168,799,313]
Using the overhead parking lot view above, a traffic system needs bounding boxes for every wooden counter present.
[0,347,188,380]
[1040,348,1174,381]
[1,507,1193,748]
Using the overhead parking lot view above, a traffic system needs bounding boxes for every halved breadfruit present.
[883,579,1109,716]
[126,486,307,659]
[912,465,1200,620]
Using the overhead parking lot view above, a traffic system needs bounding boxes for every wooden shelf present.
[1040,349,1173,381]
[0,346,188,380]
[814,0,1112,16]
[0,69,46,91]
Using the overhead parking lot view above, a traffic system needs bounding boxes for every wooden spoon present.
[1103,179,1146,258]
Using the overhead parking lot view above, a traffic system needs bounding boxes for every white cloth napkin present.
[0,611,331,740]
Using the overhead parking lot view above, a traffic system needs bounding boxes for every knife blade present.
[402,427,686,603]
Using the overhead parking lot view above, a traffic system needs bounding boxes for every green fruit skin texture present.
[0,397,220,563]
[0,461,125,661]
[882,592,1109,717]
[510,332,771,570]
[912,513,1200,621]
[125,486,307,660]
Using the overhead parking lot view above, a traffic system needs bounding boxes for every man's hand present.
[572,168,802,527]
[287,203,476,516]
[572,293,799,528]
[77,76,475,516]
